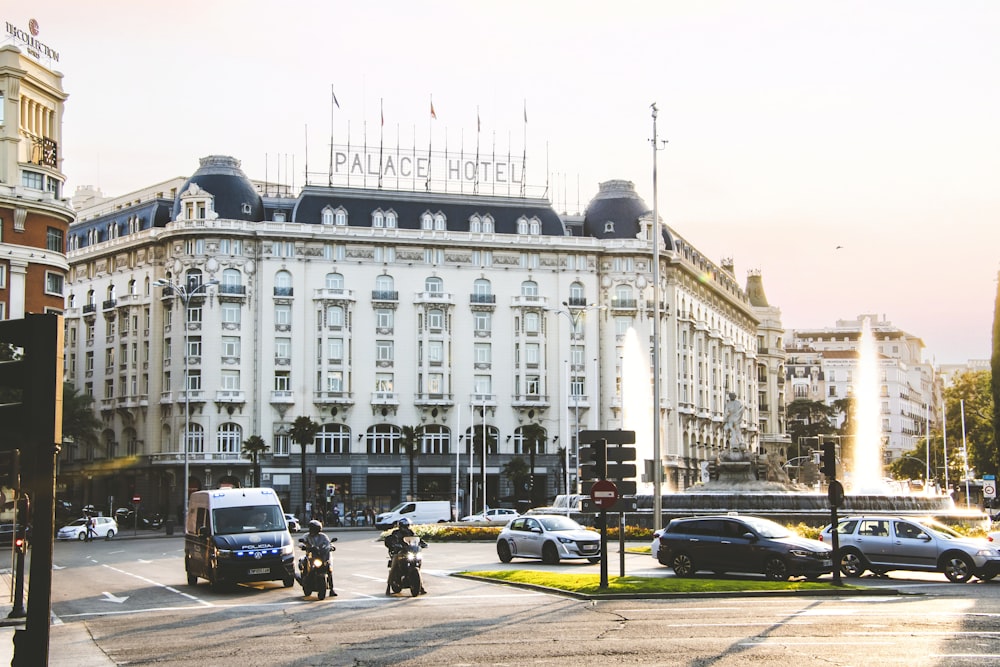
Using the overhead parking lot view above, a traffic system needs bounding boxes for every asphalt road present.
[7,530,1000,665]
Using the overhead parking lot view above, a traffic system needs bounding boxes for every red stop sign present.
[590,480,619,510]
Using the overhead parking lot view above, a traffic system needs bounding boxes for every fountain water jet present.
[850,316,885,493]
[621,328,661,493]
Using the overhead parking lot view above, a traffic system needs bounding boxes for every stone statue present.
[723,392,744,449]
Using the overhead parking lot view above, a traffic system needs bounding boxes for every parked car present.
[496,514,601,564]
[655,514,833,581]
[56,516,118,541]
[820,515,1000,583]
[284,514,300,532]
[460,508,520,523]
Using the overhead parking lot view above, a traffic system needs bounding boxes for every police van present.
[184,487,295,588]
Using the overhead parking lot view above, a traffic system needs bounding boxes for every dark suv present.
[655,514,833,581]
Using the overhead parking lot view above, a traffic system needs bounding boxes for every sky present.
[12,1,999,365]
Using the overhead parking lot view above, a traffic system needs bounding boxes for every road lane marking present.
[102,564,210,605]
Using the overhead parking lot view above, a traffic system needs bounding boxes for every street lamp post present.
[154,278,218,523]
[546,302,603,495]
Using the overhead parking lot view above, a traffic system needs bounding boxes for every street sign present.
[589,479,619,510]
[582,496,638,513]
[581,480,637,496]
[985,482,997,499]
[132,496,141,503]
[578,430,635,445]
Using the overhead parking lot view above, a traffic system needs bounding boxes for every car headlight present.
[789,549,811,558]
[215,548,233,560]
[557,537,575,544]
[281,543,294,556]
[976,548,1000,558]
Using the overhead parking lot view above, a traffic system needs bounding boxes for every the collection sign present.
[332,146,524,188]
[5,18,59,62]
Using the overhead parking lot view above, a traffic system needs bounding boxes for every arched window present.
[321,206,335,225]
[372,209,385,228]
[375,274,394,293]
[421,212,433,230]
[186,423,205,454]
[472,278,491,298]
[469,215,481,233]
[516,217,528,235]
[218,423,242,454]
[335,208,347,226]
[274,270,293,296]
[185,269,203,292]
[367,424,400,455]
[317,424,350,454]
[514,426,547,455]
[384,209,397,228]
[325,273,344,290]
[482,214,495,233]
[568,281,585,304]
[222,268,242,289]
[422,425,450,454]
[520,281,539,297]
[425,276,443,294]
[434,213,446,230]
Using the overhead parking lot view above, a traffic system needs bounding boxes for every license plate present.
[821,560,832,567]
[248,567,270,575]
[581,545,598,553]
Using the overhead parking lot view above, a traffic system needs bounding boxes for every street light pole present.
[546,302,602,495]
[154,278,218,524]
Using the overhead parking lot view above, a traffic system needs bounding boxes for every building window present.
[46,227,64,252]
[326,371,344,392]
[275,304,292,326]
[21,171,44,190]
[474,343,491,364]
[428,340,444,364]
[326,306,344,328]
[222,336,240,359]
[525,343,540,366]
[368,425,399,455]
[275,337,292,360]
[375,308,394,330]
[221,370,240,390]
[427,309,444,331]
[218,422,242,454]
[322,207,335,225]
[317,424,350,454]
[273,433,289,457]
[186,424,205,454]
[221,302,241,325]
[44,272,64,296]
[187,336,202,359]
[474,311,491,334]
[376,340,394,362]
[325,273,344,290]
[327,338,343,362]
[274,371,291,391]
[524,312,540,334]
[422,425,449,454]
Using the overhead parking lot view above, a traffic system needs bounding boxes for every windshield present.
[742,516,791,539]
[213,505,284,534]
[538,516,584,532]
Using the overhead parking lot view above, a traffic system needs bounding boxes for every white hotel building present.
[62,155,767,520]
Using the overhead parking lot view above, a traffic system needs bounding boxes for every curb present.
[451,572,914,600]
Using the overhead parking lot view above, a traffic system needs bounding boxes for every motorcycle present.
[298,537,337,600]
[386,535,427,597]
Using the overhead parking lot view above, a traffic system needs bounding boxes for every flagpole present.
[304,124,309,186]
[474,106,480,195]
[346,120,351,188]
[378,98,384,189]
[521,100,527,196]
[329,85,336,186]
[490,129,496,196]
[507,130,512,197]
[455,403,461,521]
[427,94,434,191]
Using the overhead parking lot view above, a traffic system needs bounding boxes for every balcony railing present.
[469,293,496,304]
[270,390,295,404]
[371,290,398,301]
[273,286,294,297]
[215,390,246,403]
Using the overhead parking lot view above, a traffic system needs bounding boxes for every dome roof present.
[582,180,673,248]
[172,155,264,222]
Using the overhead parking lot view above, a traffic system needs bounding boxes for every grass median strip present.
[459,570,843,595]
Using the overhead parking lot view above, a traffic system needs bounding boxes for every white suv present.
[820,515,1000,583]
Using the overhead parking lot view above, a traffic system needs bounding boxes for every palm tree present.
[399,425,421,500]
[61,381,102,453]
[241,435,269,487]
[519,423,547,505]
[502,457,530,504]
[290,416,320,517]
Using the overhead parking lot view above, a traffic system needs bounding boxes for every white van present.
[184,487,295,588]
[375,500,452,529]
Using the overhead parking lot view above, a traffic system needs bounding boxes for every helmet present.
[397,518,411,528]
[308,519,323,533]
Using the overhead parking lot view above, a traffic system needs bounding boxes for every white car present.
[496,514,601,564]
[460,508,520,523]
[57,516,118,541]
[284,514,301,531]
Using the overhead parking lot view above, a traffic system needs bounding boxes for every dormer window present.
[434,213,446,230]
[604,221,615,234]
[482,214,494,233]
[421,212,433,230]
[384,210,397,228]
[372,209,385,228]
[273,211,286,222]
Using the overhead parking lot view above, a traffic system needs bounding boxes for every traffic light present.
[0,314,64,451]
[821,441,837,479]
[579,439,608,480]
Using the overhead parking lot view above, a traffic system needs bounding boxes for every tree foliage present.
[290,416,320,514]
[945,370,995,477]
[502,456,530,503]
[61,382,101,449]
[241,435,269,487]
[785,399,835,459]
[992,270,1000,469]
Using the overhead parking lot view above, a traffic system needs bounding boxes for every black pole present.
[619,511,626,577]
[599,511,608,589]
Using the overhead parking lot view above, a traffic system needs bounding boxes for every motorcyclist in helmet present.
[385,518,426,594]
[299,519,336,596]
